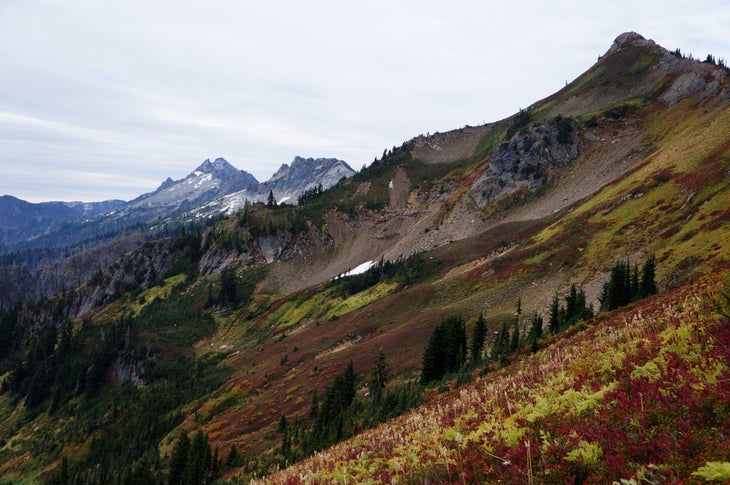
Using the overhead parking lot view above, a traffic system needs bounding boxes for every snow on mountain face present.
[125,158,258,214]
[197,156,355,216]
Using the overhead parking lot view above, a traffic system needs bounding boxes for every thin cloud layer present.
[1,1,728,202]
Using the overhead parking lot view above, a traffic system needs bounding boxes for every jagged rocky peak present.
[158,177,176,191]
[192,157,242,177]
[270,156,354,182]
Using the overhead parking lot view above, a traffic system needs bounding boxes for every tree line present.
[420,254,657,384]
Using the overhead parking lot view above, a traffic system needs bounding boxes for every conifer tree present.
[185,430,212,485]
[527,312,543,349]
[421,321,446,384]
[640,253,657,298]
[225,444,240,469]
[267,190,277,208]
[565,285,578,322]
[509,320,520,352]
[368,350,389,401]
[491,320,510,362]
[630,264,640,301]
[168,431,190,485]
[549,293,560,334]
[470,312,487,365]
[420,315,466,384]
[309,388,319,420]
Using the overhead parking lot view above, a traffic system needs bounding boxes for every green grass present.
[325,282,399,320]
[129,273,187,316]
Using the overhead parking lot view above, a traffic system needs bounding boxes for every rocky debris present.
[388,167,411,209]
[410,125,492,164]
[471,117,580,207]
[603,192,644,215]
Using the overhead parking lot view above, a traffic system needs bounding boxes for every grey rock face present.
[471,118,580,207]
[242,156,354,205]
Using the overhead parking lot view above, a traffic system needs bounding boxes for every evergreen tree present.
[469,312,487,365]
[185,430,212,485]
[219,267,238,305]
[267,190,277,208]
[168,431,190,485]
[225,444,240,469]
[549,293,560,334]
[368,350,388,401]
[600,260,631,311]
[491,320,510,362]
[509,320,520,352]
[527,312,543,348]
[565,285,578,323]
[341,360,356,406]
[420,322,446,384]
[599,255,657,311]
[277,415,288,433]
[442,315,467,374]
[420,315,466,384]
[309,388,319,420]
[640,253,657,298]
[278,416,291,458]
[630,264,640,301]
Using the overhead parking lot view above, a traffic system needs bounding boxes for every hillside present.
[0,32,729,484]
[258,277,730,484]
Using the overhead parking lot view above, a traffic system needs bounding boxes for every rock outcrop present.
[471,117,580,206]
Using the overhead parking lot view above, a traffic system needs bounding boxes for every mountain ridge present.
[0,32,729,484]
[0,156,354,261]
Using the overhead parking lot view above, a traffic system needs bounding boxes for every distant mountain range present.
[0,156,354,257]
[189,156,356,219]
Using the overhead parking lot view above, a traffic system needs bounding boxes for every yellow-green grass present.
[129,273,187,316]
[325,282,399,320]
[533,101,730,275]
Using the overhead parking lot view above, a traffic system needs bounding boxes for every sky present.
[1,1,729,203]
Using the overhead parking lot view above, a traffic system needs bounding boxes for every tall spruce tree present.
[527,312,543,349]
[267,190,277,208]
[420,315,466,384]
[640,253,657,298]
[168,431,190,485]
[470,312,487,365]
[491,320,510,362]
[184,430,212,485]
[549,293,560,334]
[368,350,389,401]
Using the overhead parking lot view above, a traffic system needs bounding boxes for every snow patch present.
[339,261,374,278]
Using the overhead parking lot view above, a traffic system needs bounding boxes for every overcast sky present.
[2,1,729,202]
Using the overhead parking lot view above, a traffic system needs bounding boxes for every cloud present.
[1,1,728,202]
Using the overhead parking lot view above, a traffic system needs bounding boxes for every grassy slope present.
[164,93,730,482]
[214,59,730,481]
[257,277,730,484]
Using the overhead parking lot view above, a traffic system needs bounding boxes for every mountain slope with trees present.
[0,32,729,484]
